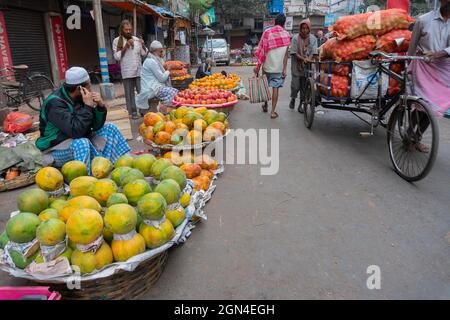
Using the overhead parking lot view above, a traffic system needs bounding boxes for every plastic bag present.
[320,35,376,62]
[3,112,33,134]
[332,9,414,40]
[351,60,389,99]
[376,29,412,53]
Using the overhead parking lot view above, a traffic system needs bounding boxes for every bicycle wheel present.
[24,74,55,111]
[303,78,316,129]
[387,98,439,182]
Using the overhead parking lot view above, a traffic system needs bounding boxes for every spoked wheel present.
[24,74,55,111]
[303,78,316,129]
[387,98,439,182]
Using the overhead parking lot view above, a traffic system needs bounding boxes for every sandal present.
[262,103,268,113]
[415,142,430,153]
[271,112,279,119]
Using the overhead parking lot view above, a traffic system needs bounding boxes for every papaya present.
[111,233,146,262]
[17,188,49,215]
[137,192,167,220]
[180,163,202,179]
[104,204,137,235]
[66,208,104,245]
[179,192,191,208]
[61,161,87,183]
[35,167,64,191]
[106,193,128,207]
[166,207,186,228]
[71,241,113,274]
[36,218,66,246]
[187,130,203,145]
[38,208,59,222]
[203,127,222,142]
[50,199,67,213]
[152,121,165,134]
[174,106,189,119]
[114,154,134,168]
[132,154,156,177]
[139,219,174,249]
[151,158,172,180]
[91,179,118,207]
[154,131,172,145]
[91,157,113,179]
[111,167,132,186]
[119,168,144,187]
[163,151,183,166]
[69,176,98,197]
[123,179,152,206]
[144,112,164,126]
[160,166,187,189]
[164,121,176,134]
[67,196,102,212]
[35,246,73,264]
[182,111,202,128]
[58,205,78,223]
[193,119,207,132]
[9,249,39,269]
[6,212,41,243]
[154,179,181,205]
[0,231,9,249]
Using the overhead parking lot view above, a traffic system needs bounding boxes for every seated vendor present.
[196,57,213,79]
[136,41,179,111]
[35,67,130,173]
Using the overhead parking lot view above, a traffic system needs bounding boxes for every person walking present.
[254,14,291,119]
[113,20,148,119]
[289,19,318,113]
[316,29,326,47]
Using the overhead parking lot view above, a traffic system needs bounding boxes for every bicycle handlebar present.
[369,51,431,62]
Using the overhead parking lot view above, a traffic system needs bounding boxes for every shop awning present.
[102,0,169,19]
[146,4,175,18]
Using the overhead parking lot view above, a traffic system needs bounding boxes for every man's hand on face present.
[80,87,94,107]
[92,92,104,107]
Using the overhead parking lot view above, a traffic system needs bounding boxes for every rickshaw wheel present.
[303,78,316,129]
[387,98,439,182]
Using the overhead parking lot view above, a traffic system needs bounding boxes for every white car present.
[201,38,230,65]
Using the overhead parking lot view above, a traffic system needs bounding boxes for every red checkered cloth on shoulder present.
[255,25,291,68]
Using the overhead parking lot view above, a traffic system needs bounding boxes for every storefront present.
[0,0,59,79]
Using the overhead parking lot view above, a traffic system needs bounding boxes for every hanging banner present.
[0,11,14,81]
[200,8,216,26]
[51,15,68,81]
[285,16,293,31]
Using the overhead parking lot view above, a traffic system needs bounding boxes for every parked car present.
[201,38,230,66]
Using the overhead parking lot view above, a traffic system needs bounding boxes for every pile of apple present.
[174,88,238,106]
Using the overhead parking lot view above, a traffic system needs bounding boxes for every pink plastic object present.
[172,99,238,109]
[0,287,62,300]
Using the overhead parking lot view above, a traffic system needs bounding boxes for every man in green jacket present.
[36,67,130,173]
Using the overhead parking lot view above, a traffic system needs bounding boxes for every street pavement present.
[1,65,449,299]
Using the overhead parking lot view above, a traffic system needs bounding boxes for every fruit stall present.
[0,129,224,298]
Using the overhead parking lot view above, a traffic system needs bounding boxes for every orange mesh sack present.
[319,74,349,97]
[164,61,187,70]
[320,63,351,77]
[332,9,414,40]
[321,35,376,62]
[3,112,33,133]
[170,69,188,77]
[376,29,412,53]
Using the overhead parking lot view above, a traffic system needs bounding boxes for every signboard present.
[285,16,294,31]
[324,14,337,27]
[0,11,14,81]
[51,15,68,81]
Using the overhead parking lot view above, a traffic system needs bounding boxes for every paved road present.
[1,65,449,299]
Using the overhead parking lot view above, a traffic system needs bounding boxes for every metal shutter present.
[3,9,52,78]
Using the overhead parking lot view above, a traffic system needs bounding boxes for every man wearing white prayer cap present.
[36,66,130,173]
[136,40,179,111]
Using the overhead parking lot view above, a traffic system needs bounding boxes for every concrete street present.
[1,65,449,299]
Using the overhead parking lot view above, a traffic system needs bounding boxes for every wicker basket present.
[172,77,193,91]
[32,251,168,300]
[0,172,36,192]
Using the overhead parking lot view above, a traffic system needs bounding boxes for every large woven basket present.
[0,172,36,192]
[31,251,168,300]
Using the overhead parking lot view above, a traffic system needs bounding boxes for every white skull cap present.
[150,40,164,51]
[65,67,90,85]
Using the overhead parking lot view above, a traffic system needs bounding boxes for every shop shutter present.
[3,9,52,78]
